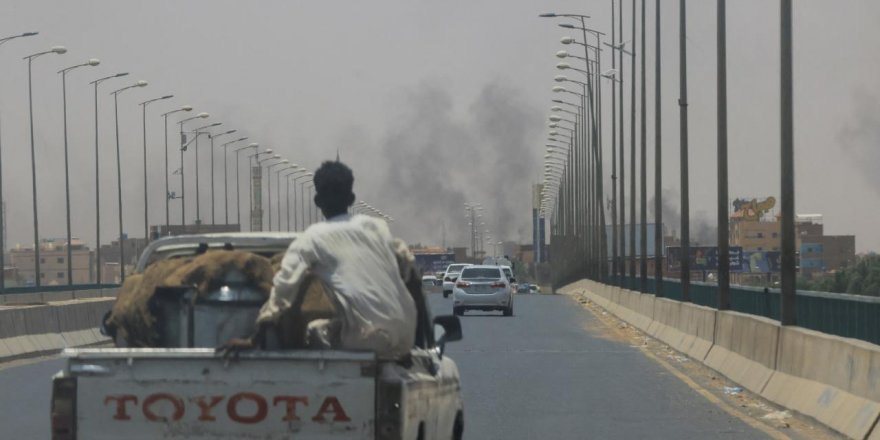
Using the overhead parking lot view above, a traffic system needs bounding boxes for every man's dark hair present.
[313,161,355,216]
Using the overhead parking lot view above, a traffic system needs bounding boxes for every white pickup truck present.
[50,233,465,440]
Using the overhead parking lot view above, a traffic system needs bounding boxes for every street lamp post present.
[59,58,100,285]
[221,137,248,225]
[292,173,312,231]
[266,160,290,231]
[233,143,258,227]
[89,72,128,283]
[161,106,193,234]
[300,177,314,230]
[111,80,148,281]
[251,151,277,231]
[274,164,295,229]
[679,0,691,301]
[187,122,222,224]
[177,113,210,227]
[138,95,173,241]
[25,46,67,286]
[207,129,237,225]
[0,31,39,289]
[307,183,316,225]
[283,169,304,231]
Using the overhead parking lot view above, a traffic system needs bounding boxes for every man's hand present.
[216,337,256,360]
[216,322,270,360]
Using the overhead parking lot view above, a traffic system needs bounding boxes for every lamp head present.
[114,72,129,78]
[554,75,567,82]
[556,50,569,59]
[559,23,576,29]
[556,62,571,70]
[549,115,562,122]
[551,106,562,112]
[87,58,100,66]
[560,36,575,45]
[51,46,67,54]
[248,143,259,148]
[197,112,209,119]
[538,12,557,17]
[552,86,566,93]
[181,105,193,111]
[224,129,236,135]
[209,122,221,127]
[135,80,148,87]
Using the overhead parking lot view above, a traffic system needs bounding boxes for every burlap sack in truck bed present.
[106,250,336,348]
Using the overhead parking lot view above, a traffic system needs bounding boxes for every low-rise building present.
[8,238,92,286]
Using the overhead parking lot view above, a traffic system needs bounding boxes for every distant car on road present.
[443,263,471,298]
[529,284,541,294]
[453,265,514,317]
[499,266,517,295]
[516,283,531,294]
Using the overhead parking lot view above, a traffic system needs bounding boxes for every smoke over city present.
[358,81,542,248]
[649,188,717,246]
[838,90,880,189]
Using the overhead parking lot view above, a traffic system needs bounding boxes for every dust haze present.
[354,81,542,247]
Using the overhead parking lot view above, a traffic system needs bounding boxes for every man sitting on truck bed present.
[227,160,417,360]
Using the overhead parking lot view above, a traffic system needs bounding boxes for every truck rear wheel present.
[503,304,513,317]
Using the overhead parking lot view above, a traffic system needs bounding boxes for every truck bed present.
[56,348,378,439]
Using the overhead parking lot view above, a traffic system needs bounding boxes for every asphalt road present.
[428,293,768,439]
[0,293,767,439]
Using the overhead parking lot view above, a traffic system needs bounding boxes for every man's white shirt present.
[258,213,416,359]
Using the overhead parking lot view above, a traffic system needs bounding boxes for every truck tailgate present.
[66,348,376,439]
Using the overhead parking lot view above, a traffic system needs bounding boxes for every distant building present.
[730,220,781,252]
[532,184,546,263]
[8,238,92,286]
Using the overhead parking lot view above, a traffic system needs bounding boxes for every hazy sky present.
[1,1,879,252]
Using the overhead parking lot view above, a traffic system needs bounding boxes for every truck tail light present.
[51,376,77,440]
[455,281,470,288]
[491,281,506,288]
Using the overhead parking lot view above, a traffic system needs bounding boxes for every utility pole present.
[629,0,637,282]
[639,0,648,292]
[619,0,626,284]
[654,0,663,296]
[679,0,691,301]
[717,0,731,309]
[610,0,619,283]
[780,0,796,325]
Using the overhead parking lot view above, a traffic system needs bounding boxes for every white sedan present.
[452,265,514,316]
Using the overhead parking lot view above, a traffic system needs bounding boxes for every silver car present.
[452,265,514,316]
[442,263,471,298]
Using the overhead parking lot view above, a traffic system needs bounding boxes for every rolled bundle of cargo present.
[105,250,337,348]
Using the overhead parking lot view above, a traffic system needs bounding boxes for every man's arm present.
[257,240,315,325]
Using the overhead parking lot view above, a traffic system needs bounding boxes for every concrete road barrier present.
[762,326,880,440]
[703,311,779,395]
[0,298,114,362]
[568,278,880,439]
[647,298,716,361]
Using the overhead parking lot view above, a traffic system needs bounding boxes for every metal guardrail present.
[609,276,880,346]
[1,284,120,295]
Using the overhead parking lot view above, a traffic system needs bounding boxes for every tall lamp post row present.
[2,35,276,288]
[538,2,797,326]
